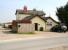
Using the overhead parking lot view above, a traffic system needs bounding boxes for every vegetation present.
[56,2,68,30]
[51,24,67,32]
[18,32,35,34]
[50,25,61,32]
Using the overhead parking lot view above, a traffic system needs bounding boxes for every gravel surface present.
[0,26,68,40]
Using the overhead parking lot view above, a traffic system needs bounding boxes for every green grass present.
[18,32,35,34]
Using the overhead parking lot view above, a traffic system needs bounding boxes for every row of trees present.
[56,2,68,29]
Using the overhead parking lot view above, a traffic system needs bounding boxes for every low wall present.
[18,24,35,33]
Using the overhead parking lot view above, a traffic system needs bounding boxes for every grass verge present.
[18,32,35,34]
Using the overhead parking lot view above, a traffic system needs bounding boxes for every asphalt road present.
[0,36,68,50]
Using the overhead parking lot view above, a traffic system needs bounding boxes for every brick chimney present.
[23,6,27,12]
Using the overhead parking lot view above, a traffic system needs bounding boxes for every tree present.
[56,2,68,29]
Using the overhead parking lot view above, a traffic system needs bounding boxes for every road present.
[0,36,68,50]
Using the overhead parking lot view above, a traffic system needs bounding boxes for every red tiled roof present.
[12,19,31,24]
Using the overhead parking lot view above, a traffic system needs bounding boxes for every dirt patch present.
[0,28,68,40]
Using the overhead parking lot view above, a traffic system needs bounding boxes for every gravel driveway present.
[0,26,68,41]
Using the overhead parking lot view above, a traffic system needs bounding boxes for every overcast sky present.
[0,0,68,23]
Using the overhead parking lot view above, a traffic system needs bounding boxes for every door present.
[35,23,38,31]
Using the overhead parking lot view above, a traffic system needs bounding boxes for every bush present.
[50,25,62,32]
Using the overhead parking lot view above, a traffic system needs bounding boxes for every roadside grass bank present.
[17,32,35,34]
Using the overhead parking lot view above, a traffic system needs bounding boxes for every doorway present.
[35,23,38,31]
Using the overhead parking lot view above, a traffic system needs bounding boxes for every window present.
[47,22,52,26]
[18,25,20,27]
[18,24,21,27]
